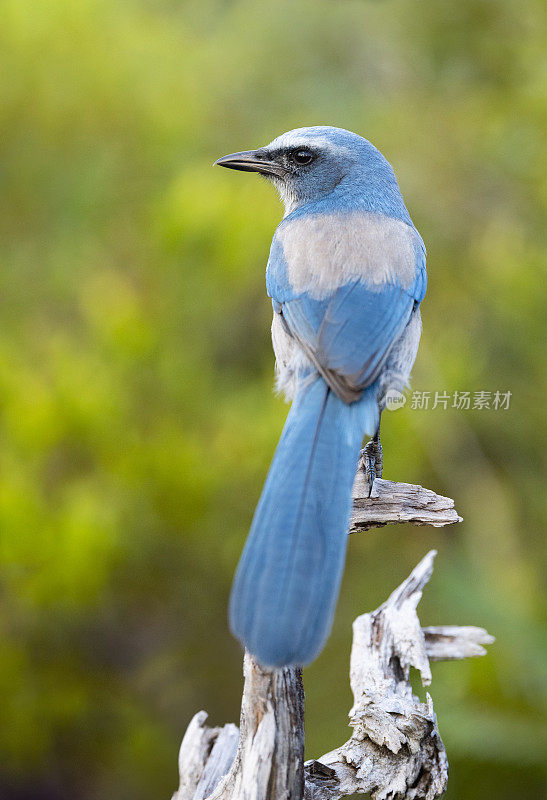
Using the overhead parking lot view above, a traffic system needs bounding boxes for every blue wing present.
[267,227,426,398]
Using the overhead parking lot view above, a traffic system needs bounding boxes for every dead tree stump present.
[173,476,492,800]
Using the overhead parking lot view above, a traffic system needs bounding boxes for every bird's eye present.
[292,149,314,166]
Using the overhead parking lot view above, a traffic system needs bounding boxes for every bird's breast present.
[275,210,418,300]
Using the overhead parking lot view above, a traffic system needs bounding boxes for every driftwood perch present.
[174,655,304,800]
[173,479,492,800]
[350,475,462,532]
[303,550,494,800]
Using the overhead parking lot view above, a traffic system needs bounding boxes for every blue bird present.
[215,126,426,668]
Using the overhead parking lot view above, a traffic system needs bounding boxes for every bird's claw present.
[360,439,383,496]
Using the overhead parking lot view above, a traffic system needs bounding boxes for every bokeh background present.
[1,0,546,798]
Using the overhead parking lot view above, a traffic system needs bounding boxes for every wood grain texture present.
[351,476,463,532]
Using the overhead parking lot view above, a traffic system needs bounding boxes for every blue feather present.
[281,281,415,389]
[229,378,378,667]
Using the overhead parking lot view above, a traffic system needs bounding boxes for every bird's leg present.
[360,425,383,495]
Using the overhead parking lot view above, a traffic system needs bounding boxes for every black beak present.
[214,150,287,178]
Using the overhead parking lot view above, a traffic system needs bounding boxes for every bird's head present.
[214,126,400,215]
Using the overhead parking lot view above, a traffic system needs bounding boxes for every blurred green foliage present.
[1,0,546,798]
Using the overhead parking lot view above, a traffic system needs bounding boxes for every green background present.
[1,0,545,798]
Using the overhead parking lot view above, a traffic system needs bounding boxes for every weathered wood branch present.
[351,475,462,532]
[209,655,304,800]
[423,626,494,661]
[174,655,304,800]
[175,713,239,800]
[303,550,493,800]
[172,475,491,800]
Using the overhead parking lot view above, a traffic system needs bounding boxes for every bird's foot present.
[360,438,383,496]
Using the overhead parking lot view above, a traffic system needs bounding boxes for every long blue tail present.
[229,377,379,667]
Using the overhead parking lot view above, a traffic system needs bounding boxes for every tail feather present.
[229,377,379,667]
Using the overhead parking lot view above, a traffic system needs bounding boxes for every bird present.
[214,126,426,668]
